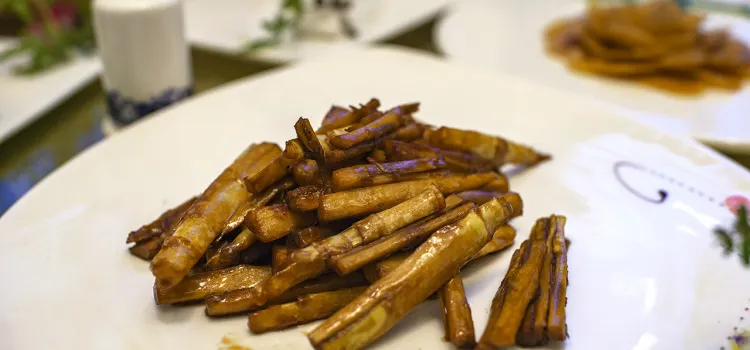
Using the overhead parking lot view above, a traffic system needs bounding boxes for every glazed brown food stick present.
[384,140,496,173]
[329,197,479,276]
[217,187,445,314]
[318,98,380,133]
[126,196,196,245]
[391,122,425,142]
[271,245,290,273]
[439,274,476,348]
[151,143,278,288]
[248,287,367,334]
[474,225,517,259]
[204,228,257,270]
[298,117,403,166]
[221,177,295,236]
[424,127,551,167]
[288,226,336,248]
[127,196,197,260]
[308,196,520,350]
[331,157,447,191]
[516,217,559,347]
[245,204,318,242]
[287,185,324,212]
[455,190,507,205]
[547,215,569,341]
[329,192,520,276]
[363,251,410,282]
[477,218,551,349]
[317,105,351,133]
[243,150,293,194]
[370,223,518,281]
[291,159,322,186]
[330,111,403,149]
[154,265,271,305]
[482,176,510,193]
[318,172,497,221]
[205,272,368,316]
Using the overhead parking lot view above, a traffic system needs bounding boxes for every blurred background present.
[2,0,750,215]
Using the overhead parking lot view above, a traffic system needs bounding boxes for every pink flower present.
[725,195,750,216]
[27,2,80,38]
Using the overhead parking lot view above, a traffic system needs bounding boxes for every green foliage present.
[0,0,94,75]
[715,205,750,267]
[243,0,304,54]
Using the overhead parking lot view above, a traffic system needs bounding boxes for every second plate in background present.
[435,0,750,155]
[184,0,451,63]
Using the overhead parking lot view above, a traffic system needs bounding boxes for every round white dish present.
[183,0,451,63]
[1,46,750,349]
[435,0,750,155]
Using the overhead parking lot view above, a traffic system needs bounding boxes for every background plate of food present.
[183,0,451,63]
[435,0,750,156]
[1,46,750,350]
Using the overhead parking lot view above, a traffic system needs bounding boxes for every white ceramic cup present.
[93,0,193,126]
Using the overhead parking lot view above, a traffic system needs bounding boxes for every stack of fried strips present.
[477,215,569,349]
[126,98,551,350]
[545,0,750,95]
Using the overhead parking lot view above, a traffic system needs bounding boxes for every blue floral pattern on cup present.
[106,86,193,125]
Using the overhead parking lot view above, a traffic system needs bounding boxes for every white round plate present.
[435,0,750,155]
[0,37,101,143]
[2,46,750,350]
[184,0,451,63]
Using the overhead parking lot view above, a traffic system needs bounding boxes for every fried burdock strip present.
[248,287,368,334]
[517,217,557,347]
[477,218,550,349]
[210,187,446,315]
[329,195,484,276]
[221,177,295,237]
[151,143,279,288]
[272,245,290,273]
[391,122,425,142]
[318,172,498,221]
[127,197,197,260]
[154,265,272,305]
[291,159,322,186]
[330,111,404,149]
[384,140,496,173]
[127,196,197,245]
[482,175,510,193]
[205,227,257,270]
[474,225,517,259]
[368,224,518,281]
[370,149,387,162]
[439,274,476,348]
[317,105,351,133]
[318,98,380,133]
[243,149,294,194]
[288,226,337,248]
[287,185,324,212]
[245,204,318,242]
[455,190,507,205]
[547,215,569,341]
[308,195,521,350]
[206,272,368,316]
[331,157,447,191]
[424,126,551,167]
